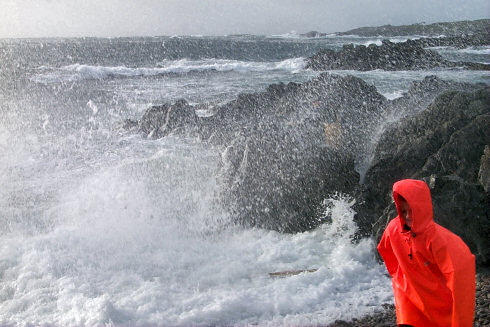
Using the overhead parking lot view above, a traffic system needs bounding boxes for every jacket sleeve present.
[377,227,399,277]
[431,235,475,327]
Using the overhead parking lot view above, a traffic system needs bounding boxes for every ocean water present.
[0,34,488,326]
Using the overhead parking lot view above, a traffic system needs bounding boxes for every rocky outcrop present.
[301,31,327,38]
[305,26,489,49]
[385,75,483,119]
[411,32,489,49]
[218,123,360,232]
[305,39,485,71]
[479,145,490,193]
[356,88,490,265]
[212,73,389,232]
[138,99,197,138]
[337,19,489,37]
[135,73,388,232]
[133,73,487,240]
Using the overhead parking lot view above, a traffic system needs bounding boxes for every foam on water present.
[459,45,490,56]
[0,176,393,326]
[430,45,490,56]
[269,31,302,39]
[360,37,418,47]
[31,58,307,84]
[0,97,393,325]
[429,45,490,65]
[326,68,490,99]
[382,90,405,100]
[362,39,383,47]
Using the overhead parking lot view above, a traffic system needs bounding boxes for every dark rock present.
[428,175,489,265]
[328,320,352,327]
[119,118,138,130]
[132,72,487,239]
[357,88,490,264]
[305,40,455,71]
[135,73,387,232]
[138,99,197,138]
[479,145,490,193]
[380,76,482,130]
[301,31,327,38]
[213,73,385,232]
[356,75,481,186]
[400,32,489,49]
[337,19,489,38]
[305,38,488,72]
[219,123,360,232]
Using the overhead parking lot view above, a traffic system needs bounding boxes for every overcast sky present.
[1,0,488,38]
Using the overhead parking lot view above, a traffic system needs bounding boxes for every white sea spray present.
[0,180,393,325]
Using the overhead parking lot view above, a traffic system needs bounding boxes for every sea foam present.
[31,58,306,84]
[459,45,490,55]
[0,149,393,326]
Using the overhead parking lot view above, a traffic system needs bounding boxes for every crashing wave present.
[31,58,307,84]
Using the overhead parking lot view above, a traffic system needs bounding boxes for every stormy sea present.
[0,31,488,326]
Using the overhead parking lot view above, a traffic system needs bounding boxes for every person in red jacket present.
[377,179,475,327]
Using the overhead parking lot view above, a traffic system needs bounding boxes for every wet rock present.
[118,118,138,130]
[357,88,490,264]
[328,320,352,327]
[133,71,487,239]
[386,75,481,119]
[133,73,486,236]
[213,73,384,231]
[138,99,197,138]
[305,39,488,72]
[219,124,360,232]
[135,73,386,232]
[479,145,490,193]
[337,19,489,38]
[405,32,489,49]
[306,40,454,71]
[301,31,327,38]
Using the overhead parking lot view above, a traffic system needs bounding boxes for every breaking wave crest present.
[31,58,306,84]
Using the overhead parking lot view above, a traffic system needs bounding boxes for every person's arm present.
[431,235,475,327]
[377,228,399,276]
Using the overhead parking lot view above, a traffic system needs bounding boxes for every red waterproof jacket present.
[377,179,475,326]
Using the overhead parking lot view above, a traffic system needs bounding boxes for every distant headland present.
[302,18,489,37]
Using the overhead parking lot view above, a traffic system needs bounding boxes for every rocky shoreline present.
[303,18,489,72]
[302,19,489,39]
[122,20,489,325]
[305,39,488,71]
[359,87,490,265]
[125,73,489,264]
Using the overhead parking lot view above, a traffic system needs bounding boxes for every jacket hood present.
[393,179,434,234]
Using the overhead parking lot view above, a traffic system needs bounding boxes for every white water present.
[30,58,488,108]
[326,68,490,99]
[459,46,490,55]
[0,125,393,325]
[1,201,393,326]
[31,58,307,84]
[0,83,394,325]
